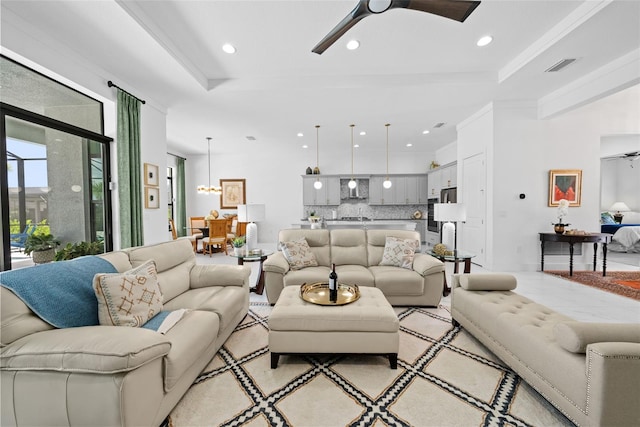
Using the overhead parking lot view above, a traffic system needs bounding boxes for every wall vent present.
[545,58,576,72]
[246,136,256,141]
[433,122,446,128]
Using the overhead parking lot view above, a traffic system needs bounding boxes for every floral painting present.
[548,169,582,207]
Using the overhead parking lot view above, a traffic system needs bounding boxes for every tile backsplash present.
[303,202,426,220]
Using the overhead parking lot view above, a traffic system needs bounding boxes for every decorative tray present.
[300,282,360,306]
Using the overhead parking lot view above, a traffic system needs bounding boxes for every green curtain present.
[116,90,143,248]
[175,157,187,237]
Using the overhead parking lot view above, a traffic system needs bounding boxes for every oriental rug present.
[545,271,640,301]
[167,303,573,427]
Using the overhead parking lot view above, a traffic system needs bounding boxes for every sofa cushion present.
[379,236,419,269]
[366,229,421,266]
[279,229,330,267]
[330,229,368,266]
[93,260,163,328]
[554,321,640,353]
[0,287,54,347]
[161,310,219,391]
[459,274,517,291]
[126,239,195,301]
[369,266,424,296]
[0,325,170,373]
[280,237,318,270]
[282,266,331,287]
[335,265,375,287]
[163,286,246,335]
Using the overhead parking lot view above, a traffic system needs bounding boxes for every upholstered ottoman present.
[268,286,399,368]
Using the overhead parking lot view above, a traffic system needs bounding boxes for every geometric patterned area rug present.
[546,270,640,301]
[167,303,573,427]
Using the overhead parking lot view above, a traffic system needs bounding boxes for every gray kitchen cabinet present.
[302,176,340,205]
[427,169,441,199]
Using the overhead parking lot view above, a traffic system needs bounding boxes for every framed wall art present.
[548,169,582,207]
[145,186,160,209]
[220,179,246,209]
[144,163,159,187]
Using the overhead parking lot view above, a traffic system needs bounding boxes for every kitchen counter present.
[292,220,417,231]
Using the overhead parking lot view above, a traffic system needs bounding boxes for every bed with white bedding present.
[608,226,640,252]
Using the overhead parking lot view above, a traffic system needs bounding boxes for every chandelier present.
[197,137,222,195]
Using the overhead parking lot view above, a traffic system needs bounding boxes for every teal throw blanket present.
[0,256,117,328]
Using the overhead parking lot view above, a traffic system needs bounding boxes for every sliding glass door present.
[1,105,113,270]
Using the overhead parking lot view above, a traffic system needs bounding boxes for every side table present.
[428,250,476,296]
[229,250,273,294]
[539,232,612,276]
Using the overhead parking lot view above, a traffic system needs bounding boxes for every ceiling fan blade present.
[402,0,481,22]
[312,0,371,54]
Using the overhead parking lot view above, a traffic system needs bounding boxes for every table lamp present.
[434,203,466,255]
[609,201,630,224]
[238,204,265,252]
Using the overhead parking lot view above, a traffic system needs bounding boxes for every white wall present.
[185,144,434,244]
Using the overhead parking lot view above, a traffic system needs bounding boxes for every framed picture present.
[145,186,160,209]
[548,169,582,207]
[144,163,159,187]
[220,179,246,209]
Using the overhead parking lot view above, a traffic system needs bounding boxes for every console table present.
[539,233,612,277]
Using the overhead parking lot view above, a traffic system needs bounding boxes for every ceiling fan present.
[602,151,640,160]
[312,0,482,55]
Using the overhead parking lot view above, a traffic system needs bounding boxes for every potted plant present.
[24,233,60,264]
[54,241,104,261]
[552,199,570,234]
[231,236,246,256]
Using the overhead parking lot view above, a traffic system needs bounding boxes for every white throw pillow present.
[379,236,420,269]
[279,237,318,270]
[93,260,163,327]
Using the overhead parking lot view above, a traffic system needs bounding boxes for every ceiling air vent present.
[433,122,446,128]
[246,136,256,141]
[545,58,576,73]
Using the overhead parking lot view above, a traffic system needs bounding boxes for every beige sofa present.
[1,238,250,427]
[451,273,640,426]
[263,229,445,306]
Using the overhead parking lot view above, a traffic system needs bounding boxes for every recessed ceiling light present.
[354,144,360,148]
[346,40,360,50]
[222,43,236,54]
[359,131,366,136]
[476,35,493,47]
[406,143,413,147]
[302,145,308,149]
[422,130,430,134]
[297,132,304,137]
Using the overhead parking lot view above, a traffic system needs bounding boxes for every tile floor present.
[199,243,640,323]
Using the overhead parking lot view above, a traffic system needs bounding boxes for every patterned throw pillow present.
[379,237,420,270]
[601,212,616,224]
[93,260,163,327]
[280,237,318,270]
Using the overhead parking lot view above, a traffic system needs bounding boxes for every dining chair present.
[169,219,178,240]
[189,216,206,252]
[226,215,238,248]
[202,219,228,256]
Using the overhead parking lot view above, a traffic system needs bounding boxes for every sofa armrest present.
[412,253,444,276]
[0,326,170,374]
[189,264,251,289]
[263,252,290,275]
[586,342,640,424]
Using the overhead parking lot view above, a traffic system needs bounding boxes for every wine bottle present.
[329,263,338,302]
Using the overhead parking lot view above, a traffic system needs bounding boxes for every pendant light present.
[348,124,357,189]
[314,125,323,189]
[383,124,392,189]
[197,137,222,195]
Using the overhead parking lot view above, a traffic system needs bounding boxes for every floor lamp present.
[237,204,265,253]
[434,203,466,255]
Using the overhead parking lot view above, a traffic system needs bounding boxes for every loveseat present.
[451,273,640,426]
[1,238,250,426]
[263,229,445,306]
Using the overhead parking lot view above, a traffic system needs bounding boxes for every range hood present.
[340,178,369,200]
